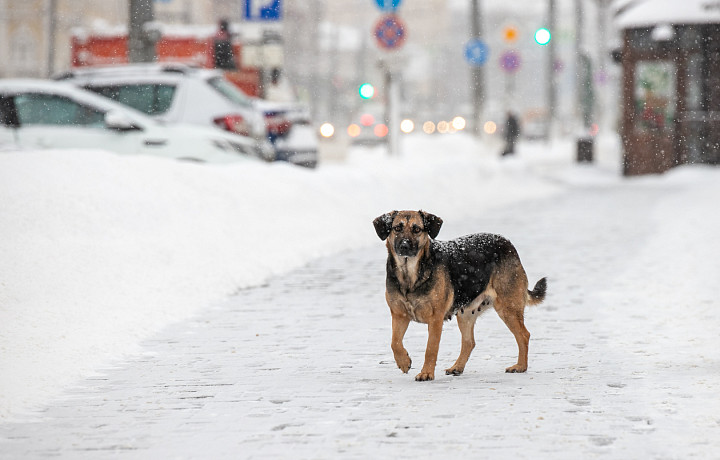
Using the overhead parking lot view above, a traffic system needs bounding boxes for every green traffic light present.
[359,83,375,99]
[534,28,551,45]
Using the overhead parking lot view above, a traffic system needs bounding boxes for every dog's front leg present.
[391,312,412,373]
[416,318,443,381]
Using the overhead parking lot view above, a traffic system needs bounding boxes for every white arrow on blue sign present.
[464,39,489,67]
[245,0,282,21]
[375,0,402,11]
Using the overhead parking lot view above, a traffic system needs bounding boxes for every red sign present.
[374,14,406,50]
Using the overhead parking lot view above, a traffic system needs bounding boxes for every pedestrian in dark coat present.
[502,111,520,156]
[213,19,236,70]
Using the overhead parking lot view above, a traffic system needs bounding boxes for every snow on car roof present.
[56,64,224,81]
[615,0,720,28]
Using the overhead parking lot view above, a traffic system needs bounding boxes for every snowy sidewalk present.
[1,175,718,459]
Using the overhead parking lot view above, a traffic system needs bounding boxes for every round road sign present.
[464,39,489,67]
[375,0,402,11]
[374,14,406,50]
[500,50,521,73]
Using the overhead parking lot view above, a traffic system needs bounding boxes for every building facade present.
[616,0,720,175]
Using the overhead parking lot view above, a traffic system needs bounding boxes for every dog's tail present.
[527,277,547,306]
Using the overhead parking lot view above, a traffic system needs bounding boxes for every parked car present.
[0,79,271,163]
[56,64,318,168]
[347,105,389,146]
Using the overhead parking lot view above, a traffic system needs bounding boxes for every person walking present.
[502,111,520,156]
[213,19,236,70]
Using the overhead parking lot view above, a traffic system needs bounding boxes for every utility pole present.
[595,0,610,130]
[470,0,485,137]
[547,0,556,139]
[128,0,156,63]
[575,0,583,128]
[46,0,58,77]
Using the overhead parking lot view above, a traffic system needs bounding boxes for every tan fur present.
[377,210,543,380]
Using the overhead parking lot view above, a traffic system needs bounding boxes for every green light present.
[534,28,551,45]
[359,83,375,99]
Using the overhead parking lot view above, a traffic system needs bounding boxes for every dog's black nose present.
[397,239,415,256]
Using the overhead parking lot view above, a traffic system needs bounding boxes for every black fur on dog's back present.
[434,233,520,313]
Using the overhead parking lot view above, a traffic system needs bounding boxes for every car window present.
[0,95,20,127]
[207,77,253,108]
[86,84,176,115]
[14,93,105,126]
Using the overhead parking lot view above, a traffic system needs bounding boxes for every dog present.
[373,210,546,381]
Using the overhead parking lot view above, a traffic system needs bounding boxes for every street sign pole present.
[470,0,485,137]
[547,0,557,140]
[499,50,521,111]
[373,10,405,157]
[385,67,400,157]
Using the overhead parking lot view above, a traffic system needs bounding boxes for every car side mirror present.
[105,110,140,131]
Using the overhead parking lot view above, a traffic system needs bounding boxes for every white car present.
[56,64,318,167]
[0,79,272,163]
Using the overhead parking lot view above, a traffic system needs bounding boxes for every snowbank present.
[0,133,562,419]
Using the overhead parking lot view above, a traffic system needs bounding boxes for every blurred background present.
[0,0,619,141]
[2,0,718,175]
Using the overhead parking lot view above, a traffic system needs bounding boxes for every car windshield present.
[85,84,175,116]
[207,77,253,108]
[14,93,105,126]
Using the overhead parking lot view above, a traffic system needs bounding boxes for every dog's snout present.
[395,238,417,257]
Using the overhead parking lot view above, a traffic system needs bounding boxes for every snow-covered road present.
[1,167,718,459]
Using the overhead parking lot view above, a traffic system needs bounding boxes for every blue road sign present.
[374,14,406,50]
[375,0,402,11]
[464,39,489,67]
[244,0,282,21]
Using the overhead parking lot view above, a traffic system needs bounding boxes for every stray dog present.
[373,210,546,381]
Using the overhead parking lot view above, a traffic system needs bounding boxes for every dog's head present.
[373,210,443,257]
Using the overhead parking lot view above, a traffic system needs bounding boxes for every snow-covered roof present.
[615,0,720,28]
[71,20,280,42]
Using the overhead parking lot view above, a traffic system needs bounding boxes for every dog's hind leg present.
[391,312,412,373]
[445,308,478,376]
[498,307,531,373]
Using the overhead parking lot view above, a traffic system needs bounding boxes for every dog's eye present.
[412,226,423,234]
[393,225,403,232]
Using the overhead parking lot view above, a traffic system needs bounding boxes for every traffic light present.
[534,28,551,45]
[359,83,375,99]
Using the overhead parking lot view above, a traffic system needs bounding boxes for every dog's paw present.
[505,364,527,373]
[414,371,434,381]
[445,366,464,376]
[395,352,412,373]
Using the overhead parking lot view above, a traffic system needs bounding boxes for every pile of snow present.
[2,132,717,422]
[0,133,561,419]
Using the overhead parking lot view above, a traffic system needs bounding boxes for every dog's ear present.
[373,211,397,241]
[420,211,443,239]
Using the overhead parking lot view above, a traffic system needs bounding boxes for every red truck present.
[70,24,262,97]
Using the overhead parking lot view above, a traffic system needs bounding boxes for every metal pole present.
[547,0,556,139]
[385,68,400,156]
[470,0,484,137]
[128,0,156,63]
[575,0,583,129]
[47,0,57,77]
[596,0,609,129]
